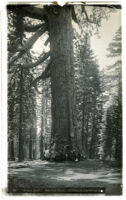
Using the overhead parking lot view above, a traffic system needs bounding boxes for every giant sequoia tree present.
[8,4,119,160]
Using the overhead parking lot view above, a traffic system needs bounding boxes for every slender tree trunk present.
[80,37,88,158]
[81,96,86,157]
[8,104,15,161]
[81,93,89,158]
[29,134,33,160]
[40,94,45,160]
[47,6,76,159]
[18,66,24,161]
[8,139,15,161]
[89,109,97,159]
[105,131,113,160]
[115,96,122,162]
[85,112,89,158]
[40,132,44,159]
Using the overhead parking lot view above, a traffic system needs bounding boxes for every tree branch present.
[20,6,47,21]
[44,37,50,46]
[34,85,43,94]
[71,6,78,24]
[41,62,51,79]
[9,52,50,74]
[32,62,51,86]
[9,24,47,66]
[24,52,50,68]
[24,24,43,32]
[82,6,97,24]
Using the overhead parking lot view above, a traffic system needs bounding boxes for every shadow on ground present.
[8,159,122,195]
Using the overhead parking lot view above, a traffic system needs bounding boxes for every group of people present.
[54,150,82,162]
[43,147,83,162]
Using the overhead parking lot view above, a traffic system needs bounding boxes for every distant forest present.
[7,5,122,163]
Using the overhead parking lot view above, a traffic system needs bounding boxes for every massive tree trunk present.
[47,6,76,159]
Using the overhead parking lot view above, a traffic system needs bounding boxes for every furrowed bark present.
[47,6,76,159]
[9,24,47,66]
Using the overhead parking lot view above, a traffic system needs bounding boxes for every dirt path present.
[8,160,122,195]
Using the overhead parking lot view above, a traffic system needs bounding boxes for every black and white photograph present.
[5,1,122,196]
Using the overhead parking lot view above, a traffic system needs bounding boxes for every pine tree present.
[8,7,37,161]
[104,26,122,162]
[74,33,103,159]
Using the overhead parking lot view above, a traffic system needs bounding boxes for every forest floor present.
[7,159,122,195]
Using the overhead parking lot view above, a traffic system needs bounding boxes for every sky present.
[90,9,121,70]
